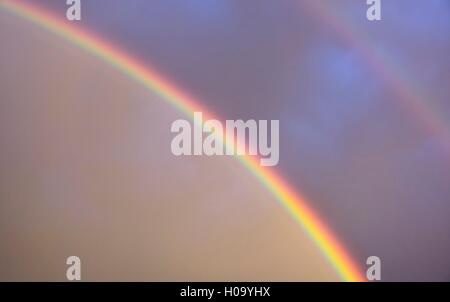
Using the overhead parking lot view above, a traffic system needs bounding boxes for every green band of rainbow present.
[0,0,365,281]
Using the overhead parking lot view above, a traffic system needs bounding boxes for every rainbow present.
[0,0,365,281]
[301,1,450,157]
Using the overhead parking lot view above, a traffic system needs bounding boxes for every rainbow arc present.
[0,0,366,281]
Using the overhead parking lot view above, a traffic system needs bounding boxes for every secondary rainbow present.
[0,0,365,281]
[301,1,450,158]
